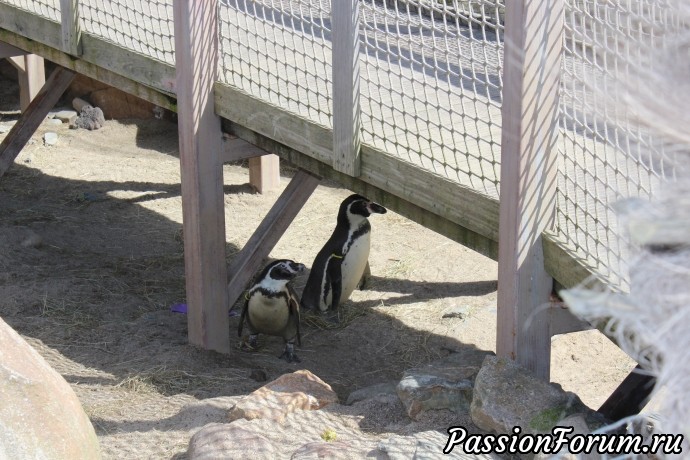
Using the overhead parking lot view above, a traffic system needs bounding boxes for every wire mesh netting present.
[80,0,175,64]
[219,0,333,128]
[3,0,59,21]
[359,0,504,198]
[556,0,681,287]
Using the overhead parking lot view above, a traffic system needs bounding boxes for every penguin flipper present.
[287,284,301,347]
[327,255,343,310]
[238,292,249,337]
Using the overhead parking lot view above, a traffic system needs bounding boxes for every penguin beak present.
[367,202,387,215]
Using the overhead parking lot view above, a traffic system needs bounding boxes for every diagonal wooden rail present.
[0,66,75,180]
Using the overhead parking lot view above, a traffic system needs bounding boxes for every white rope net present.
[3,0,59,21]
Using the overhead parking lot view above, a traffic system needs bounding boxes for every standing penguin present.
[238,259,305,362]
[301,194,387,313]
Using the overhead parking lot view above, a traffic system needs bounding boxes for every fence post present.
[496,0,564,380]
[173,0,230,353]
[60,0,82,56]
[331,0,361,176]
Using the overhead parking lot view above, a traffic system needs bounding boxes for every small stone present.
[72,97,91,112]
[46,118,63,126]
[74,106,105,130]
[442,305,471,319]
[53,110,78,123]
[0,122,15,134]
[228,370,338,423]
[43,132,58,146]
[249,369,267,382]
[346,381,398,405]
[20,232,43,248]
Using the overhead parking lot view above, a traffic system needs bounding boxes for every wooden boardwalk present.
[0,0,668,288]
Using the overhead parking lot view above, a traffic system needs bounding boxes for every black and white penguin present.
[301,194,387,313]
[238,259,305,362]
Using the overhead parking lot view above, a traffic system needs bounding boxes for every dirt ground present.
[0,70,635,458]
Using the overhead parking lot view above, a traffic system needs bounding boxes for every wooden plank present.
[0,41,26,58]
[548,302,591,336]
[331,0,362,176]
[17,55,46,112]
[249,155,281,193]
[227,169,321,308]
[221,136,269,163]
[173,0,229,353]
[496,0,564,380]
[0,29,176,112]
[0,66,75,179]
[215,83,501,246]
[598,365,655,421]
[60,0,82,56]
[224,120,500,260]
[0,3,176,95]
[542,231,606,290]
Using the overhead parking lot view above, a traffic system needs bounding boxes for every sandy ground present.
[0,69,636,458]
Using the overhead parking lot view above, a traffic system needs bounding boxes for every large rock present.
[89,87,156,119]
[378,431,493,460]
[0,317,101,459]
[228,370,338,423]
[470,356,588,435]
[188,423,277,459]
[396,351,485,419]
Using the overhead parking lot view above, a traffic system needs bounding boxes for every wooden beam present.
[17,55,46,112]
[60,0,82,56]
[331,0,362,176]
[0,66,75,179]
[173,0,229,353]
[249,155,281,193]
[496,0,564,380]
[0,29,176,112]
[227,169,320,309]
[224,119,500,261]
[598,365,655,421]
[548,302,591,336]
[0,41,26,58]
[215,83,501,247]
[221,136,269,163]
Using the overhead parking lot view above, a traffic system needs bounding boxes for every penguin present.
[301,194,387,313]
[238,259,306,362]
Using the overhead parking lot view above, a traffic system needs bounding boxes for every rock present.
[346,381,398,405]
[249,369,268,382]
[43,132,58,146]
[533,413,599,460]
[378,431,492,460]
[397,351,485,419]
[74,106,105,131]
[46,118,63,126]
[188,423,276,459]
[53,109,78,123]
[228,370,338,423]
[89,87,156,119]
[20,231,42,248]
[442,305,471,319]
[470,356,588,435]
[0,317,101,459]
[72,97,91,112]
[292,441,377,459]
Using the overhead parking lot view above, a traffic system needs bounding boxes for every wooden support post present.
[8,54,46,112]
[598,365,655,421]
[0,66,75,179]
[60,0,82,56]
[0,41,26,58]
[249,155,281,193]
[331,0,361,176]
[227,169,320,309]
[173,0,230,353]
[496,0,564,380]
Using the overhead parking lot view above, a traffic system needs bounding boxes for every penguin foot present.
[238,335,259,352]
[279,343,301,363]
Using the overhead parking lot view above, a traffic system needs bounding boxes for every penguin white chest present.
[248,293,289,335]
[340,230,371,302]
